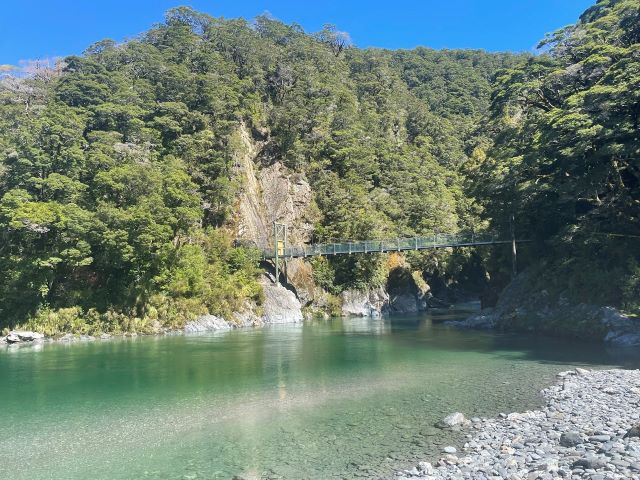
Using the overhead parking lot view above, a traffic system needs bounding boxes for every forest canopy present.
[0,0,637,333]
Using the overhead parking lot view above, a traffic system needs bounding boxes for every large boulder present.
[261,282,303,324]
[5,331,45,343]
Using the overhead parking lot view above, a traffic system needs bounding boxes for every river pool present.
[1,311,639,479]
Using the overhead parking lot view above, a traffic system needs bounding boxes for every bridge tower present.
[273,222,287,286]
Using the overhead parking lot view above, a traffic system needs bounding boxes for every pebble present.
[398,369,640,480]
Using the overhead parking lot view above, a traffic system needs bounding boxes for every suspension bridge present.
[260,223,528,285]
[261,232,521,259]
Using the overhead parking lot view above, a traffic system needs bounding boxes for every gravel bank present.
[398,368,640,480]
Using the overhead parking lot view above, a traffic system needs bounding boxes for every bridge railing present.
[260,232,510,259]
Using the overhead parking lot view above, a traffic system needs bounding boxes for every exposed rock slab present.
[4,331,45,343]
[184,315,232,333]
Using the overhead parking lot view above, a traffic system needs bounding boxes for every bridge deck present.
[261,234,526,259]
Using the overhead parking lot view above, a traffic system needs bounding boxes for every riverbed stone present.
[624,424,640,439]
[572,455,607,469]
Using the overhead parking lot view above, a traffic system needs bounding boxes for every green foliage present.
[474,0,640,310]
[0,6,544,332]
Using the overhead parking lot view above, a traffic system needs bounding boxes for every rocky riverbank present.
[398,368,640,480]
[1,277,305,347]
[445,271,640,347]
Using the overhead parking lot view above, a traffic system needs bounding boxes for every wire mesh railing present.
[260,232,518,259]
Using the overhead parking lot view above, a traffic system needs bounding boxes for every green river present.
[2,311,639,480]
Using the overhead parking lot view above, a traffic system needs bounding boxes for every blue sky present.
[1,0,595,66]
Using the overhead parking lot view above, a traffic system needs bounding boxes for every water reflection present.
[339,316,391,335]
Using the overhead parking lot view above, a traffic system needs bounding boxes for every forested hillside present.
[1,0,637,335]
[474,0,640,313]
[0,7,520,332]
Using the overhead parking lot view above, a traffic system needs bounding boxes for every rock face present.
[386,263,430,314]
[341,287,389,317]
[399,368,640,480]
[448,270,640,345]
[233,124,318,305]
[184,315,232,333]
[601,307,640,346]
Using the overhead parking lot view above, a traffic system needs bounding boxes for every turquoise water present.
[1,313,638,479]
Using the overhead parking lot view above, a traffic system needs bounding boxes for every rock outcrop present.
[341,287,389,317]
[232,123,319,311]
[185,278,303,332]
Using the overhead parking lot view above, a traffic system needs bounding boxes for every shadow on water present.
[380,311,640,368]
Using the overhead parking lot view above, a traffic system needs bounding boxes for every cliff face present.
[231,125,319,317]
[234,125,316,249]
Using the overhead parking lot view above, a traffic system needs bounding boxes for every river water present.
[2,311,639,480]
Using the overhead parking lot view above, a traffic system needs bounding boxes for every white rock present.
[438,412,467,428]
[5,333,21,343]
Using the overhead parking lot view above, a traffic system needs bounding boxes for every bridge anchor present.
[273,222,287,286]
